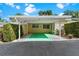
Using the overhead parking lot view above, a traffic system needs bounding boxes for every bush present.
[64,22,79,37]
[3,23,16,42]
[11,24,19,39]
[11,24,23,39]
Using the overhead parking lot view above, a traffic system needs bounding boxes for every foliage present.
[15,13,23,16]
[64,10,79,18]
[64,22,79,37]
[38,10,53,16]
[11,24,19,39]
[0,18,4,22]
[11,24,23,39]
[3,23,16,42]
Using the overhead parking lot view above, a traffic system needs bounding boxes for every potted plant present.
[67,34,73,39]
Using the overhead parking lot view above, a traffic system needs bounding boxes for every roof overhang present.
[10,15,72,23]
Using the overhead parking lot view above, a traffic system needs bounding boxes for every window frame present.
[43,24,50,29]
[32,24,39,28]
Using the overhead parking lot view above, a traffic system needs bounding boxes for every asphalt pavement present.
[0,40,79,56]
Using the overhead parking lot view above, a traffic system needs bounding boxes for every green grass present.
[29,33,48,38]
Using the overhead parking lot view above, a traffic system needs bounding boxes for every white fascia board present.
[9,15,72,23]
[10,15,72,19]
[0,22,19,25]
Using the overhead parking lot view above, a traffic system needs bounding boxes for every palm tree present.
[47,10,53,15]
[64,10,79,18]
[38,11,44,16]
[38,10,53,16]
[64,10,72,15]
[15,13,23,16]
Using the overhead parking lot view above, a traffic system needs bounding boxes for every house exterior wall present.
[28,24,32,33]
[22,24,28,35]
[28,23,54,33]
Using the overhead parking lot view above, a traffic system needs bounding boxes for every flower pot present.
[68,34,73,39]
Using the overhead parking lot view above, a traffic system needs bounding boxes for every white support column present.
[27,23,28,34]
[52,23,54,34]
[18,23,21,40]
[59,22,62,38]
[54,22,57,35]
[54,23,56,35]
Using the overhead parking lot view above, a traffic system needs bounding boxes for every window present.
[43,24,50,29]
[32,24,39,28]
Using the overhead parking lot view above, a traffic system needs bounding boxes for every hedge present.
[64,22,79,37]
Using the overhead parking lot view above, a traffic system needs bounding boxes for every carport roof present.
[10,15,72,23]
[10,15,71,18]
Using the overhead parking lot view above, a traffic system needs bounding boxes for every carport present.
[10,16,71,40]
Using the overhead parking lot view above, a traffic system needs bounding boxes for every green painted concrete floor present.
[29,33,48,38]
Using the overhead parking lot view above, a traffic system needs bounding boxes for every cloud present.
[23,12,29,16]
[25,3,29,6]
[25,7,36,13]
[29,4,35,7]
[25,4,34,7]
[5,3,21,10]
[24,4,36,13]
[24,4,40,16]
[58,13,64,16]
[57,3,64,9]
[57,3,72,9]
[5,3,15,7]
[16,5,20,9]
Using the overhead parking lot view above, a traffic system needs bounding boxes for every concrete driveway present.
[0,40,79,56]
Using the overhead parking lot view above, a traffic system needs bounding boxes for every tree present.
[47,10,52,15]
[0,18,4,22]
[38,10,53,16]
[38,11,44,16]
[64,10,79,18]
[64,10,72,15]
[15,13,23,16]
[10,13,23,22]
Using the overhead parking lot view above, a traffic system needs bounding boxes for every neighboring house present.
[10,15,72,39]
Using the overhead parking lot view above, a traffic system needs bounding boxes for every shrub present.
[3,23,16,42]
[11,24,19,39]
[11,24,23,39]
[64,22,79,37]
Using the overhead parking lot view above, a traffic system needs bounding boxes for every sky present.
[0,3,79,21]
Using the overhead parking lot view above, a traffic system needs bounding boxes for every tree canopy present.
[64,10,79,18]
[38,10,53,16]
[0,18,4,22]
[15,13,23,16]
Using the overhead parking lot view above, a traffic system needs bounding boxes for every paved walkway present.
[0,40,79,56]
